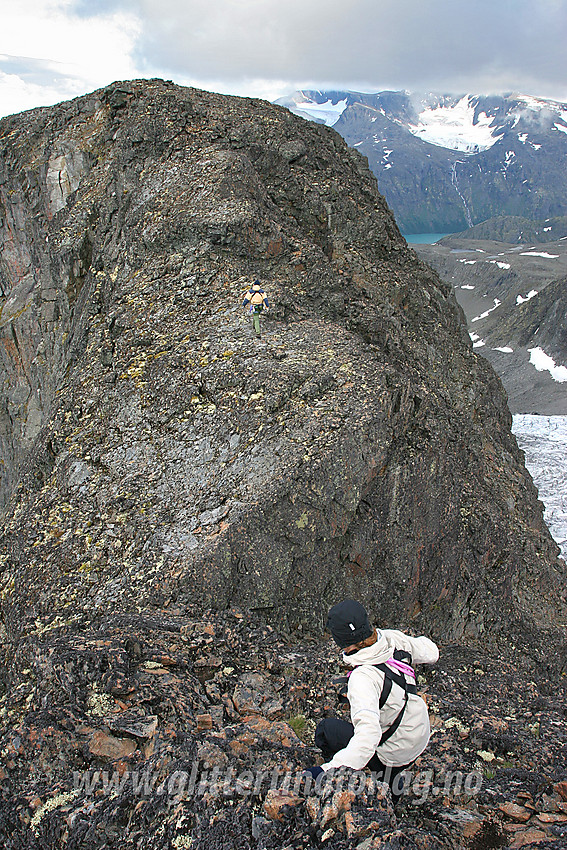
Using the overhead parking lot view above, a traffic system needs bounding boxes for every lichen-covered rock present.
[263,788,303,821]
[0,605,564,848]
[0,80,565,668]
[0,79,566,848]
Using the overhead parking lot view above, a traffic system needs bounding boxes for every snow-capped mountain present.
[276,90,567,233]
[279,90,567,148]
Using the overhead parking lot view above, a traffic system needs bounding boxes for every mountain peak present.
[1,76,564,644]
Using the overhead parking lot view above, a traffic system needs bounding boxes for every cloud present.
[0,0,566,117]
[0,0,141,116]
[128,0,567,99]
[0,55,83,117]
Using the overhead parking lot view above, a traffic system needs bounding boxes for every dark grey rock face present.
[0,79,565,668]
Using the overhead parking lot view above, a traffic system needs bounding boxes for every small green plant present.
[287,714,316,745]
[288,714,307,737]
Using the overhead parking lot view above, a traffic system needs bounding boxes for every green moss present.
[287,713,316,744]
[287,714,307,736]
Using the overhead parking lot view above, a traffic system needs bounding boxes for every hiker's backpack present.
[374,649,418,745]
[334,649,418,746]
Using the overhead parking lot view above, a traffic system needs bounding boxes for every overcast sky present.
[1,0,566,118]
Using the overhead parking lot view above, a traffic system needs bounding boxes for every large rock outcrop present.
[0,79,565,668]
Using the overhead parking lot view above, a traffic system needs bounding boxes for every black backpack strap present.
[376,663,417,695]
[375,662,417,746]
[393,648,413,665]
[378,671,392,708]
[379,690,408,745]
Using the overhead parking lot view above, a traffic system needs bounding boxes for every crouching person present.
[307,599,439,805]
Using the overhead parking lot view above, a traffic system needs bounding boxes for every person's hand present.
[303,766,323,779]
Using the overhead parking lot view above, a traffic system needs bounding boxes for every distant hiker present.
[304,599,439,804]
[242,280,269,337]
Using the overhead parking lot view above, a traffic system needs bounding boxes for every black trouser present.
[315,717,410,802]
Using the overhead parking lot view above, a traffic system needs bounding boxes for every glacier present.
[512,415,567,560]
[407,95,503,153]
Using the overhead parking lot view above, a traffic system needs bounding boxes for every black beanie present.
[326,599,372,649]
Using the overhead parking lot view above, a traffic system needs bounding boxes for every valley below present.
[414,234,567,416]
[414,229,567,572]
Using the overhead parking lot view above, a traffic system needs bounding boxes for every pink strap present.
[386,658,416,679]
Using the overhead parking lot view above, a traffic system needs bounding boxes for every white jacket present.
[322,629,439,770]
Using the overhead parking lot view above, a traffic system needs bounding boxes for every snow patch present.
[493,346,513,353]
[408,95,502,153]
[460,285,475,290]
[528,347,567,382]
[516,290,538,305]
[458,259,477,264]
[554,123,567,135]
[471,298,501,322]
[469,332,485,348]
[488,260,511,269]
[520,251,559,258]
[294,98,347,126]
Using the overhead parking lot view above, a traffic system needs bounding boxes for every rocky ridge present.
[0,78,566,847]
[1,78,564,651]
[445,216,567,246]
